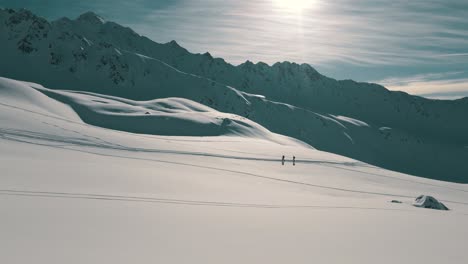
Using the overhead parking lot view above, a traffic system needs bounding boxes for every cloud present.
[377,71,466,86]
[376,72,468,99]
[431,53,468,57]
[120,0,468,69]
[419,91,468,100]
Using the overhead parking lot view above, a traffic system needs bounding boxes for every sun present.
[272,0,314,12]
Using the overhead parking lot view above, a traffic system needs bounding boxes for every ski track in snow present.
[2,127,468,207]
[0,189,416,211]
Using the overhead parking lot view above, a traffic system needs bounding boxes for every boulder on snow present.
[412,195,449,210]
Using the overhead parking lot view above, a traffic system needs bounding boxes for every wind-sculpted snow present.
[0,8,467,182]
[35,88,279,138]
[0,77,295,142]
[0,77,82,122]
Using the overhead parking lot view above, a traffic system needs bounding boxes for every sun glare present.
[273,0,314,12]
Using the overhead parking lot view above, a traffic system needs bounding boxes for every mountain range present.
[1,8,467,182]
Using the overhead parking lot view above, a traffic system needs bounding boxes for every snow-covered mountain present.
[1,8,467,182]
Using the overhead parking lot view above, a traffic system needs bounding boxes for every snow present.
[331,115,370,127]
[1,77,468,264]
[379,127,392,131]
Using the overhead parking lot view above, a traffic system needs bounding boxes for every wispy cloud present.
[376,72,468,99]
[116,0,468,67]
[377,71,466,87]
[431,53,468,57]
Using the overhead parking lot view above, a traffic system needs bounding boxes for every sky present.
[2,0,468,99]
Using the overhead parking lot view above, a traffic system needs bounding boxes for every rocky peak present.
[76,11,105,25]
[3,8,38,25]
[167,40,183,49]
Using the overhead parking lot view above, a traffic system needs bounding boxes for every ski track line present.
[5,134,468,206]
[0,189,414,212]
[323,164,468,194]
[0,128,363,166]
[2,127,468,195]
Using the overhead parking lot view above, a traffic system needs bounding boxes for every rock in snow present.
[413,195,449,210]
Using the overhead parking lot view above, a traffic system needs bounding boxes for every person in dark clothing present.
[293,156,296,166]
[282,155,285,165]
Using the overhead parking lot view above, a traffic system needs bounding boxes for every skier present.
[293,156,296,166]
[281,155,285,166]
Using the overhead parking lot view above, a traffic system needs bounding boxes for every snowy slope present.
[1,75,468,264]
[28,84,284,139]
[0,8,468,182]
